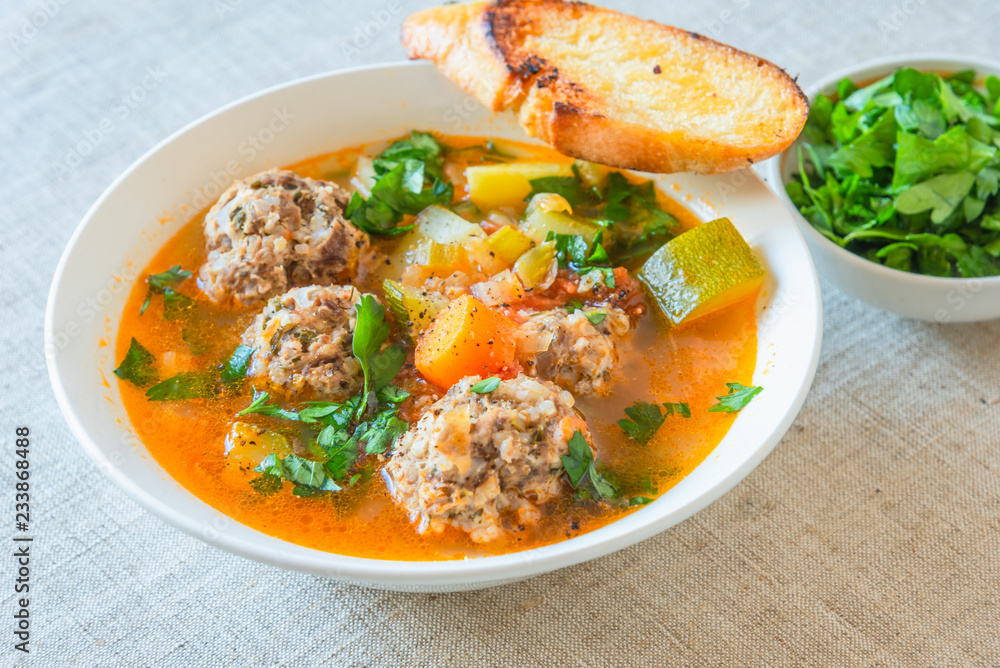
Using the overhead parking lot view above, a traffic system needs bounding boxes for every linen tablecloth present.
[3,0,999,665]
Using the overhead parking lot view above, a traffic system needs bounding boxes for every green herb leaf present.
[561,430,619,500]
[662,402,691,418]
[708,382,763,413]
[584,310,606,326]
[249,473,282,497]
[629,496,653,506]
[141,265,192,315]
[236,388,300,421]
[470,376,501,393]
[526,175,598,207]
[353,294,398,415]
[346,131,453,236]
[114,337,159,387]
[221,344,253,385]
[145,371,216,401]
[355,408,409,454]
[617,401,666,445]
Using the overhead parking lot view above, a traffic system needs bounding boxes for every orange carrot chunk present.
[414,295,517,388]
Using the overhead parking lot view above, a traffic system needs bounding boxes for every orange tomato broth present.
[115,134,759,561]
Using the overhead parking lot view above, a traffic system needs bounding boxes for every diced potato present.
[486,226,536,266]
[466,162,573,210]
[637,218,766,327]
[415,295,517,388]
[514,242,558,289]
[224,421,293,469]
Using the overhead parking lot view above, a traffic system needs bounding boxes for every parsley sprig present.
[708,383,763,413]
[617,401,691,445]
[239,293,409,497]
[561,431,619,500]
[140,265,192,315]
[345,131,454,236]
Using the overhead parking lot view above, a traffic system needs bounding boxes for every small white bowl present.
[764,54,1000,323]
[47,61,821,592]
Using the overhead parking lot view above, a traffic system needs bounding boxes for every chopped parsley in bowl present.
[786,67,1000,278]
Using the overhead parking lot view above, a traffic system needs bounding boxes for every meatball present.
[383,374,590,543]
[514,307,631,395]
[199,169,368,306]
[241,284,366,399]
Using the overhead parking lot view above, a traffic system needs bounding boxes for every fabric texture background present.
[2,0,999,665]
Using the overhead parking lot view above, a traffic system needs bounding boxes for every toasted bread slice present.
[402,0,808,174]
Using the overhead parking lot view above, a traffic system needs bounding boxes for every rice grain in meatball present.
[241,284,366,399]
[383,374,591,543]
[199,169,368,306]
[514,307,631,395]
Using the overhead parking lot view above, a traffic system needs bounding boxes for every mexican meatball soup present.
[114,132,765,560]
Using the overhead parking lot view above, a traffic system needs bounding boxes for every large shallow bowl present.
[47,61,822,592]
[764,54,1000,323]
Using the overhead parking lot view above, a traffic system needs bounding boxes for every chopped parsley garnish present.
[140,265,192,315]
[237,388,301,421]
[526,175,600,207]
[564,298,584,313]
[248,473,282,497]
[470,376,501,393]
[114,337,159,388]
[345,131,454,236]
[547,230,615,288]
[707,382,763,413]
[353,294,406,418]
[220,344,253,385]
[617,400,691,445]
[603,172,679,263]
[145,371,216,401]
[787,68,1000,277]
[584,310,606,326]
[561,430,619,500]
[629,496,654,506]
[254,453,341,497]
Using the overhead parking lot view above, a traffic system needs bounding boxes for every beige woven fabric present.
[3,0,999,665]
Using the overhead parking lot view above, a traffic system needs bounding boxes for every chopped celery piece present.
[514,242,557,289]
[486,226,536,266]
[522,193,605,245]
[383,279,448,343]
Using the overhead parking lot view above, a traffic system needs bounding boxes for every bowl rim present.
[47,60,823,587]
[765,51,1000,288]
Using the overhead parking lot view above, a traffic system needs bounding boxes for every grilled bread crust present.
[402,0,808,174]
